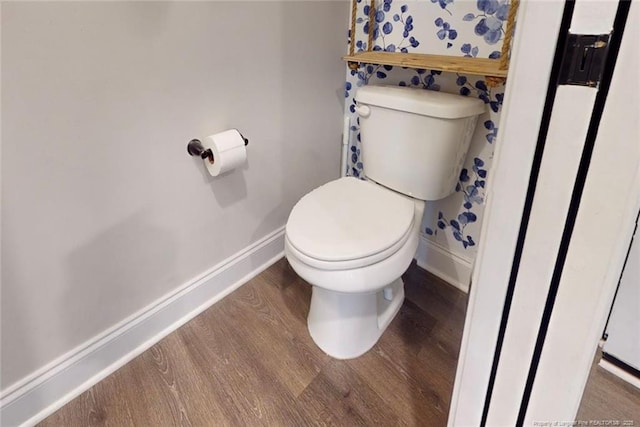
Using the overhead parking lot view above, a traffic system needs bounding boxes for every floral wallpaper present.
[344,0,511,261]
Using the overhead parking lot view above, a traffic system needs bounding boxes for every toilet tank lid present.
[356,85,485,119]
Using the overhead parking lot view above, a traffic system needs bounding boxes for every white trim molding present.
[416,234,473,293]
[0,227,286,427]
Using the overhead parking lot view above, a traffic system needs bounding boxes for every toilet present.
[285,85,485,359]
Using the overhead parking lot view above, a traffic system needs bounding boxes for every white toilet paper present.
[201,129,247,176]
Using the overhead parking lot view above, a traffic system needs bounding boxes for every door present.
[449,0,639,424]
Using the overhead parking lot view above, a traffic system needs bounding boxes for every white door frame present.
[448,0,568,424]
[523,1,639,422]
[449,0,639,425]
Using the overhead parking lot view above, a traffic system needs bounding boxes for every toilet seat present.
[285,177,415,270]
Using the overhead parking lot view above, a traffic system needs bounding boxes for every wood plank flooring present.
[36,257,640,426]
[577,349,640,423]
[39,259,467,426]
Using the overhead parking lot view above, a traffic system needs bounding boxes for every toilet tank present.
[355,85,485,200]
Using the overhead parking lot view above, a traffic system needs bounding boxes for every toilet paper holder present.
[187,131,249,163]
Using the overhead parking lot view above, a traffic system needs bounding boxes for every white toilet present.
[285,85,485,359]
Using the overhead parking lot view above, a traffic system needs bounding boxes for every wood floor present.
[577,349,640,423]
[40,259,468,426]
[39,257,640,426]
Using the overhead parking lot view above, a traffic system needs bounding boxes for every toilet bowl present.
[285,177,424,359]
[285,85,485,359]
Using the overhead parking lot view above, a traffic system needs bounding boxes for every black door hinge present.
[558,34,610,87]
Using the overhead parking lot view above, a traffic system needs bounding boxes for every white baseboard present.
[598,359,640,390]
[415,234,473,293]
[0,227,286,427]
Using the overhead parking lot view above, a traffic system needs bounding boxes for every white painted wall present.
[1,1,347,392]
[603,224,640,372]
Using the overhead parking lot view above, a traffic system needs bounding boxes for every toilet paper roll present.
[201,129,247,176]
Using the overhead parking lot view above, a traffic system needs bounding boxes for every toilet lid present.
[286,177,415,263]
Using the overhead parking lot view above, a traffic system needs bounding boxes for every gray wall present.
[1,1,346,390]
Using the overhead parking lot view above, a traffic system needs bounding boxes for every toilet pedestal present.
[307,278,405,359]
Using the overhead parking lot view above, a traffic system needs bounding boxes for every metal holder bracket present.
[187,130,249,164]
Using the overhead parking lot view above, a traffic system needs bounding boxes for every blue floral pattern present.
[425,157,487,248]
[463,0,511,45]
[431,0,454,15]
[434,17,458,48]
[344,0,512,254]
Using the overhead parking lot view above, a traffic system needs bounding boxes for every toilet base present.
[307,278,404,359]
